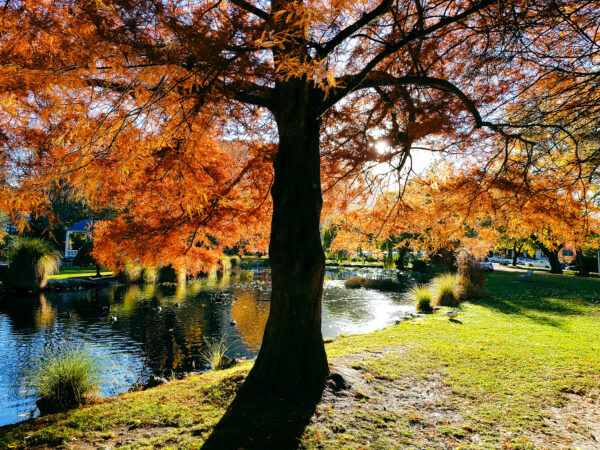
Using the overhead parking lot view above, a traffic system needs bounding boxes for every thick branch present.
[319,0,394,56]
[229,0,270,22]
[330,72,530,141]
[321,0,496,111]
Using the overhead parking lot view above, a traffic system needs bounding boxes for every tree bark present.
[535,239,563,274]
[512,242,519,267]
[576,249,589,277]
[243,83,329,392]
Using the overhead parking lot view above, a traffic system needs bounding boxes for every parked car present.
[489,256,510,265]
[517,257,535,266]
[530,259,551,269]
[474,258,494,272]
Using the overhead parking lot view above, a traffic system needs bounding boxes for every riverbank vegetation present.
[1,271,598,448]
[4,237,61,290]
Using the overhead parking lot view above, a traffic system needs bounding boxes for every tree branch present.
[319,0,394,57]
[229,0,271,22]
[321,0,496,111]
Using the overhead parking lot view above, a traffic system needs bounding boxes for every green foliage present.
[6,236,61,289]
[72,240,96,266]
[410,284,433,313]
[344,277,403,291]
[24,345,101,414]
[432,273,461,306]
[410,258,428,272]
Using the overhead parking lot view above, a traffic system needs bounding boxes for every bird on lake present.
[153,306,162,313]
[110,316,118,322]
[175,302,181,308]
[230,319,237,326]
[445,308,458,319]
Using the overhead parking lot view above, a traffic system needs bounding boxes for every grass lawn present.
[49,266,113,280]
[1,271,598,448]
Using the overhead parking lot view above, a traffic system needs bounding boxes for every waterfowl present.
[445,308,458,319]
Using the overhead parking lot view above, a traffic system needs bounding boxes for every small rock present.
[144,375,169,389]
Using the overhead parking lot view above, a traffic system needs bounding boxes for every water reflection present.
[0,267,414,426]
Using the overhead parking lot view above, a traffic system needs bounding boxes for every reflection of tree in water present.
[230,290,269,351]
[35,294,56,328]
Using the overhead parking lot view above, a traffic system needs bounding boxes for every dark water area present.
[0,267,414,426]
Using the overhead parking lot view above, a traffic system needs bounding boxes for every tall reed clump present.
[432,273,461,306]
[410,284,433,313]
[200,337,235,370]
[344,277,402,291]
[6,237,61,290]
[118,263,142,283]
[142,266,159,284]
[456,249,487,300]
[24,345,101,415]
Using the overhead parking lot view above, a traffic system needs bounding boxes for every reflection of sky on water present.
[0,267,414,426]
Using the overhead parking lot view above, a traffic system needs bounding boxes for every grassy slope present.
[1,271,599,448]
[49,266,113,280]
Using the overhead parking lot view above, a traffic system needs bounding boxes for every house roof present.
[67,219,95,233]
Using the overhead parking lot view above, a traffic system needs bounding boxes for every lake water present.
[0,267,414,426]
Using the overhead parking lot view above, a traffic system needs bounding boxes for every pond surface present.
[0,267,414,426]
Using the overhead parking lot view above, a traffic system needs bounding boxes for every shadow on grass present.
[478,274,590,328]
[202,386,322,450]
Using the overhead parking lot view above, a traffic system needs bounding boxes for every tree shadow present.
[477,281,586,328]
[201,385,323,449]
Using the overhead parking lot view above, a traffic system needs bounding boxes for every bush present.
[158,265,186,284]
[432,273,461,307]
[6,237,61,290]
[118,263,142,283]
[142,266,158,284]
[411,258,428,272]
[410,284,433,313]
[456,249,487,300]
[72,240,95,266]
[24,345,101,414]
[344,277,403,291]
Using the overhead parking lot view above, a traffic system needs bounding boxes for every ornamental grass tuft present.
[410,284,433,313]
[24,345,101,415]
[432,273,461,306]
[6,237,61,290]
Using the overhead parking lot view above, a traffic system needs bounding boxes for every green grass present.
[1,271,599,448]
[49,266,113,280]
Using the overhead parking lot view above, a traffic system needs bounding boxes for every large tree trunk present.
[512,243,518,267]
[535,239,563,274]
[576,249,589,277]
[243,83,329,392]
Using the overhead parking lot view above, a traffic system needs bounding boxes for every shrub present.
[24,345,101,414]
[411,258,428,272]
[344,277,402,291]
[6,237,61,290]
[432,273,461,306]
[410,284,433,313]
[456,249,487,300]
[200,337,235,370]
[142,266,158,284]
[72,240,95,266]
[118,263,142,283]
[158,265,186,284]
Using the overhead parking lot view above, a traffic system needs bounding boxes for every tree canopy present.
[1,0,599,391]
